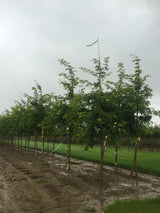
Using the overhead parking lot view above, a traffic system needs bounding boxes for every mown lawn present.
[58,144,160,176]
[104,197,160,213]
[20,141,160,176]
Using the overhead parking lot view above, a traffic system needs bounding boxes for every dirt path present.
[0,145,159,213]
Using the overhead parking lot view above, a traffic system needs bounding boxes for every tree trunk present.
[114,146,118,173]
[11,137,14,148]
[47,138,49,153]
[20,136,23,151]
[52,136,55,155]
[27,136,30,151]
[24,136,27,150]
[41,125,44,154]
[66,135,71,171]
[17,137,19,150]
[99,139,106,181]
[131,137,141,177]
[34,137,36,154]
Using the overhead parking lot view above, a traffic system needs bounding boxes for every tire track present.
[0,155,62,213]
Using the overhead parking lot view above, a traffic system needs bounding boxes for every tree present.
[80,57,115,181]
[24,81,50,153]
[58,58,80,170]
[44,94,69,154]
[125,55,152,177]
[109,62,128,170]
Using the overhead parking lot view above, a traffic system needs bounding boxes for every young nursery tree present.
[45,94,69,153]
[109,62,128,169]
[80,57,115,181]
[24,81,49,153]
[125,55,152,177]
[59,58,80,170]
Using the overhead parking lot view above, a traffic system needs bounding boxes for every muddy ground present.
[0,145,159,213]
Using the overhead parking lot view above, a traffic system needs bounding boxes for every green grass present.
[53,143,160,176]
[83,206,97,212]
[104,197,160,213]
[11,140,160,176]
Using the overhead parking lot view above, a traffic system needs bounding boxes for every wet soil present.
[0,145,159,213]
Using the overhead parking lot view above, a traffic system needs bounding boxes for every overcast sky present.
[0,0,160,124]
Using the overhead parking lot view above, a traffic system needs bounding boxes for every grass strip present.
[104,197,160,213]
[11,140,160,176]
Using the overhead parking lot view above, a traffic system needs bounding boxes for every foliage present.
[0,56,154,177]
[58,58,82,169]
[125,55,152,138]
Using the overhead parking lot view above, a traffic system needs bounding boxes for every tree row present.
[0,55,154,180]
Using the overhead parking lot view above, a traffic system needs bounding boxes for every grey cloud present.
[0,0,160,124]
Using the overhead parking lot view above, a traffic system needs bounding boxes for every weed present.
[83,206,97,212]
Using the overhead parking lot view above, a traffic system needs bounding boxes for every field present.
[0,141,160,212]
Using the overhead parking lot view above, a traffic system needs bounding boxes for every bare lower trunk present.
[47,139,49,153]
[114,146,118,173]
[18,137,20,150]
[99,140,105,182]
[52,136,55,155]
[131,146,138,177]
[34,138,36,154]
[41,126,44,154]
[66,136,71,171]
[24,136,27,150]
[36,140,38,154]
[11,137,14,148]
[131,137,141,177]
[20,137,23,151]
[27,136,30,151]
